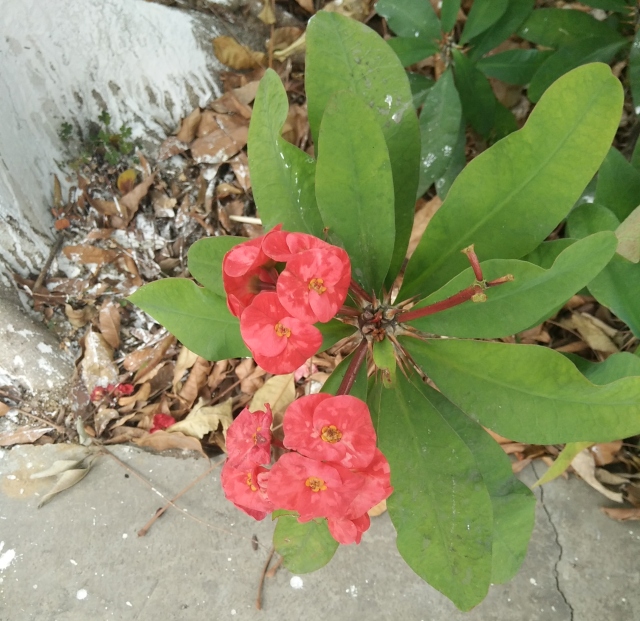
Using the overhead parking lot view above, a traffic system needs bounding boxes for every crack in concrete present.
[532,462,575,621]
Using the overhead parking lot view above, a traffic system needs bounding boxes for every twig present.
[33,233,66,291]
[137,461,219,536]
[256,546,275,610]
[228,215,262,225]
[16,409,65,433]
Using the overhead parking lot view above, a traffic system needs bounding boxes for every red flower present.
[240,292,322,374]
[283,394,377,469]
[327,514,370,545]
[150,413,177,433]
[277,248,351,323]
[222,229,280,318]
[262,230,333,262]
[267,452,361,522]
[221,461,273,521]
[226,405,273,468]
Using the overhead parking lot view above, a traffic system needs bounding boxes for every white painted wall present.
[0,0,227,284]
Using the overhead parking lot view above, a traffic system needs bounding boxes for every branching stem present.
[336,338,368,396]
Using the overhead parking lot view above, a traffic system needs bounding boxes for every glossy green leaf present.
[533,442,594,487]
[128,280,249,360]
[387,37,439,67]
[631,134,640,170]
[409,232,617,338]
[568,352,640,385]
[518,9,624,48]
[460,0,508,45]
[435,122,466,199]
[187,236,243,296]
[407,72,435,108]
[408,338,640,443]
[566,202,620,238]
[306,12,421,285]
[273,513,339,573]
[369,374,493,611]
[440,0,461,32]
[372,337,396,387]
[417,69,462,196]
[375,0,441,42]
[631,30,640,116]
[528,38,628,103]
[477,49,554,85]
[248,70,323,235]
[452,49,496,138]
[522,239,576,269]
[595,147,640,221]
[318,320,356,352]
[578,0,631,10]
[418,383,535,584]
[401,63,623,299]
[315,91,395,292]
[467,0,534,62]
[321,348,368,400]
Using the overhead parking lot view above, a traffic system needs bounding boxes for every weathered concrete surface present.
[1,445,637,621]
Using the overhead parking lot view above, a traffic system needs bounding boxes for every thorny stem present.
[337,305,362,318]
[336,338,368,396]
[349,278,373,304]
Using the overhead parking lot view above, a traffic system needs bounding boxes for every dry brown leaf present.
[176,107,202,143]
[232,81,261,106]
[38,457,97,508]
[208,359,230,392]
[172,346,200,392]
[561,313,618,354]
[117,169,137,194]
[590,441,623,466]
[65,304,95,329]
[133,430,207,458]
[229,152,251,191]
[158,136,188,161]
[179,356,212,407]
[80,331,118,394]
[54,218,71,231]
[240,363,266,394]
[99,300,121,350]
[168,397,233,439]
[249,373,295,427]
[235,358,257,380]
[120,173,156,222]
[570,450,624,503]
[190,115,249,165]
[94,407,121,437]
[118,382,151,407]
[368,499,387,517]
[595,468,629,486]
[86,194,121,217]
[62,245,118,266]
[0,426,53,447]
[407,196,442,260]
[273,32,306,62]
[258,0,276,25]
[293,0,314,12]
[53,174,63,210]
[215,182,244,199]
[213,36,265,70]
[324,0,373,21]
[601,507,640,521]
[30,458,87,479]
[134,334,176,384]
[0,402,10,417]
[105,426,148,444]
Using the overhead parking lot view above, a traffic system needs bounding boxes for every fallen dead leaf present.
[117,169,138,194]
[590,441,623,466]
[94,407,121,437]
[120,173,156,223]
[99,300,121,350]
[407,197,442,260]
[168,397,233,439]
[213,36,265,70]
[0,402,10,417]
[229,152,251,192]
[368,499,387,517]
[118,382,151,407]
[62,245,118,266]
[249,373,295,426]
[134,334,176,384]
[176,108,202,143]
[601,507,640,521]
[65,304,95,329]
[0,426,53,447]
[133,430,207,458]
[190,115,249,165]
[30,457,88,479]
[172,346,200,392]
[571,449,624,503]
[38,455,97,508]
[258,0,276,25]
[179,356,212,408]
[80,331,119,394]
[561,313,618,354]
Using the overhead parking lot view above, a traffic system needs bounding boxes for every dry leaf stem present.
[255,546,275,610]
[16,409,65,433]
[33,233,66,292]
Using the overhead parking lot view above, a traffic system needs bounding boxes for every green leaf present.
[452,49,496,138]
[467,0,534,62]
[417,69,463,196]
[522,239,576,269]
[578,0,631,10]
[187,236,243,296]
[407,338,640,443]
[409,232,617,339]
[440,0,461,32]
[528,38,628,103]
[369,373,493,611]
[306,12,421,285]
[273,514,339,573]
[568,352,640,385]
[631,30,640,117]
[435,122,466,199]
[315,91,395,292]
[128,280,249,360]
[595,147,640,221]
[247,70,324,235]
[459,0,508,45]
[566,202,620,238]
[375,0,441,42]
[518,8,624,48]
[387,37,439,67]
[533,442,594,487]
[421,384,535,584]
[477,49,554,85]
[372,338,397,387]
[401,63,623,299]
[407,72,435,108]
[318,320,356,352]
[321,347,369,400]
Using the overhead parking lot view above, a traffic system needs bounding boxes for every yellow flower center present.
[246,472,258,492]
[321,425,342,444]
[305,476,327,492]
[308,278,326,294]
[274,322,291,338]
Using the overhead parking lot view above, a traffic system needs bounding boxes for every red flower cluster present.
[223,227,351,374]
[221,394,392,545]
[90,382,135,402]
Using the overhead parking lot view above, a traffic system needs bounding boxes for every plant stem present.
[462,245,483,281]
[349,278,372,303]
[336,338,368,396]
[396,285,484,323]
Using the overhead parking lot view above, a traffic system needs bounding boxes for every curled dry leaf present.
[65,304,95,329]
[62,245,118,266]
[0,426,53,447]
[99,300,121,350]
[133,334,176,384]
[213,36,265,71]
[80,330,119,394]
[229,153,251,192]
[118,382,151,407]
[94,407,121,437]
[176,107,202,143]
[158,136,188,161]
[601,507,640,521]
[133,430,207,458]
[168,397,233,439]
[249,373,295,427]
[172,346,200,391]
[258,0,276,24]
[30,458,87,479]
[590,441,623,466]
[120,173,156,223]
[38,455,98,508]
[570,450,624,503]
[189,115,249,165]
[179,356,212,408]
[561,313,619,354]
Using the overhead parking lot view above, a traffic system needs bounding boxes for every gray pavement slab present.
[0,444,637,621]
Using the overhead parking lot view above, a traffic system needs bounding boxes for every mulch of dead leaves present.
[1,0,639,523]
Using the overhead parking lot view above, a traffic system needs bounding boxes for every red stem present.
[462,245,483,281]
[337,305,361,318]
[396,285,484,323]
[349,278,372,303]
[336,338,368,396]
